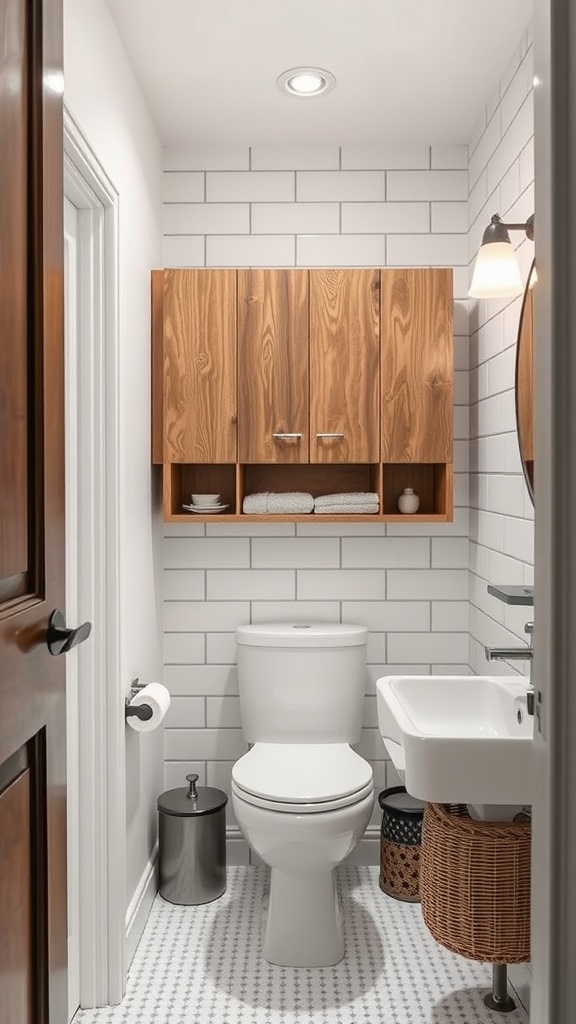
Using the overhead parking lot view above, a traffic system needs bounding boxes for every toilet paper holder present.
[125,679,153,722]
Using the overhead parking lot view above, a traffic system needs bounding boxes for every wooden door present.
[0,0,68,1021]
[381,268,453,462]
[309,269,380,464]
[163,269,237,463]
[238,269,309,463]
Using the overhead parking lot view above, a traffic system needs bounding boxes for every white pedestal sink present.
[376,674,533,807]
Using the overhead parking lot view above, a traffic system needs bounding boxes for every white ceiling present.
[107,0,533,149]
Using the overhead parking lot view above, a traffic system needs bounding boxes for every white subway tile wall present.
[160,49,533,860]
[468,29,535,675]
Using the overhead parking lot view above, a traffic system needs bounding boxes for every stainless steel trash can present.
[158,773,227,905]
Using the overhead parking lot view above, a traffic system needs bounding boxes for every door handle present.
[47,609,92,656]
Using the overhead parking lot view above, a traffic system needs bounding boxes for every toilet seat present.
[232,743,373,814]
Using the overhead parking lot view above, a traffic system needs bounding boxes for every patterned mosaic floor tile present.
[73,866,529,1023]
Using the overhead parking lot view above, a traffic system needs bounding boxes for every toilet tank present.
[235,622,368,743]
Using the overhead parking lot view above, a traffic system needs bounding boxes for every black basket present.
[378,786,424,846]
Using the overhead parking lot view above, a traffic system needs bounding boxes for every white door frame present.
[532,0,576,1019]
[63,106,125,1008]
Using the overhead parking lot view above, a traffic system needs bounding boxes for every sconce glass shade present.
[468,213,531,299]
[468,240,524,298]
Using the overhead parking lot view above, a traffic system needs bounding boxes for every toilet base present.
[262,867,344,967]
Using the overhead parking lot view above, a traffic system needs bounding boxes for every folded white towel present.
[243,492,269,514]
[314,491,380,508]
[314,503,379,515]
[267,492,314,514]
[243,491,314,514]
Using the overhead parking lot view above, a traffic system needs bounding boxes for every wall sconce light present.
[468,213,535,298]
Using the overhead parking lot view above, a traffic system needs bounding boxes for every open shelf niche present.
[163,462,453,523]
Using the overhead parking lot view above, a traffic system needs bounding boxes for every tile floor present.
[74,866,529,1023]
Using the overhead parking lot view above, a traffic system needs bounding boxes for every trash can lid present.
[378,785,425,816]
[158,774,228,817]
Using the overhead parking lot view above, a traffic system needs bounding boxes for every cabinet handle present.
[272,432,302,440]
[316,433,345,440]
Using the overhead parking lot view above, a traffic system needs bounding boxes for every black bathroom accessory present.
[47,608,92,655]
[125,704,153,722]
[157,774,227,905]
[487,584,534,606]
[378,786,425,902]
[124,679,153,722]
[125,680,171,732]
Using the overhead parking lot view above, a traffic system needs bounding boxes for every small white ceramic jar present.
[398,487,420,514]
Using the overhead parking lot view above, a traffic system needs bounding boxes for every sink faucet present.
[485,622,535,715]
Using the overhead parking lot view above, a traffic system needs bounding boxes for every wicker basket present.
[420,803,531,964]
[380,837,421,902]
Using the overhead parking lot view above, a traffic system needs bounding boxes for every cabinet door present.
[163,269,237,463]
[309,269,380,464]
[238,269,308,463]
[381,268,453,462]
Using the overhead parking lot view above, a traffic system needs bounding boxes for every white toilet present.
[231,622,374,968]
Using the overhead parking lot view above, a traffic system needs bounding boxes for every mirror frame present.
[514,257,536,506]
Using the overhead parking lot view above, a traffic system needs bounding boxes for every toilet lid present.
[232,743,373,812]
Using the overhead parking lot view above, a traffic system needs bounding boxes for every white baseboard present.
[345,831,381,865]
[227,834,251,864]
[125,844,159,969]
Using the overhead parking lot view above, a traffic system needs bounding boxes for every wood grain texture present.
[163,270,237,463]
[0,769,33,1024]
[381,268,453,462]
[244,462,378,498]
[157,266,453,522]
[383,463,452,518]
[0,0,68,1017]
[40,3,68,1012]
[436,463,452,517]
[0,0,29,588]
[180,464,236,512]
[151,270,164,464]
[238,269,308,463]
[163,463,238,517]
[309,269,380,463]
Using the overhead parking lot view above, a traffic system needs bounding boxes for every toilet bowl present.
[233,623,374,967]
[232,742,373,966]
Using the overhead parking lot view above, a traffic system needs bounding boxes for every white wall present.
[63,0,164,907]
[161,144,471,861]
[468,26,535,673]
[62,0,534,890]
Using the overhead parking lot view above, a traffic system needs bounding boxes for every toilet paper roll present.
[126,682,171,733]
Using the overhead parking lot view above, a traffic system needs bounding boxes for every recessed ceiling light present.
[277,67,336,98]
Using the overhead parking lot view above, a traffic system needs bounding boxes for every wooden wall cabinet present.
[160,269,237,463]
[152,266,454,523]
[238,269,309,463]
[381,267,453,463]
[309,269,380,463]
[380,267,453,521]
[236,268,380,465]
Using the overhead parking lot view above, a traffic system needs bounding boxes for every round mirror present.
[515,258,536,505]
